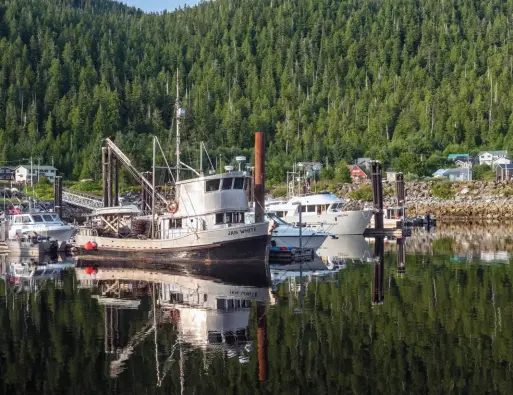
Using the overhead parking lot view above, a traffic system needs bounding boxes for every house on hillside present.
[496,163,513,182]
[442,168,472,182]
[15,165,57,185]
[491,157,512,169]
[478,150,508,166]
[347,165,369,183]
[0,167,14,181]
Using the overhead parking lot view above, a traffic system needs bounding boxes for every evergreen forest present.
[2,0,513,182]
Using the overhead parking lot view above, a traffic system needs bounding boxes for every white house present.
[15,165,57,185]
[478,150,508,166]
[491,157,512,169]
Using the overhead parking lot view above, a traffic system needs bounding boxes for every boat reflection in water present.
[0,254,74,293]
[316,235,374,268]
[74,261,271,382]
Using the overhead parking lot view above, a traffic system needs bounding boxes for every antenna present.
[235,156,246,171]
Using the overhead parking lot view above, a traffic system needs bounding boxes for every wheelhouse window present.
[233,177,245,189]
[225,212,233,223]
[307,205,316,213]
[31,215,44,223]
[169,218,182,228]
[206,179,220,192]
[22,216,32,223]
[51,215,61,222]
[301,205,307,212]
[222,177,233,190]
[43,215,54,222]
[215,213,224,224]
[14,217,22,224]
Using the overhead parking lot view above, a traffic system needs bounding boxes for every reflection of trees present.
[0,258,512,393]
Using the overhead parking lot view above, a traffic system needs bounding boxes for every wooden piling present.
[395,172,405,218]
[102,147,109,208]
[254,131,265,223]
[371,161,384,229]
[114,156,119,206]
[107,147,113,208]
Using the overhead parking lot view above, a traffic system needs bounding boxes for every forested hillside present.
[1,0,513,181]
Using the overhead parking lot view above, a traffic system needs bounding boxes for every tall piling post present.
[371,161,384,229]
[254,132,265,223]
[57,176,63,218]
[107,147,113,208]
[372,236,385,305]
[102,147,108,207]
[114,156,119,206]
[397,237,406,274]
[257,302,268,381]
[395,172,405,220]
[54,176,60,215]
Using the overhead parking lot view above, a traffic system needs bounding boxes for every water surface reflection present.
[0,225,512,393]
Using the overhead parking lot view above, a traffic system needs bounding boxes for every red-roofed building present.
[347,165,369,183]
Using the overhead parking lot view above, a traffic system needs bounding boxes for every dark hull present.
[75,234,271,287]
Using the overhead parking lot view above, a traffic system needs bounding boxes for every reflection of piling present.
[372,236,385,305]
[54,176,63,218]
[395,172,405,219]
[104,306,120,354]
[254,132,266,223]
[257,303,268,381]
[397,237,406,274]
[102,147,109,207]
[371,161,384,229]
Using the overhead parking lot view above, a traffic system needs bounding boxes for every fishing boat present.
[265,192,374,235]
[75,76,271,283]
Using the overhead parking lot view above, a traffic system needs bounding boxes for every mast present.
[176,69,181,182]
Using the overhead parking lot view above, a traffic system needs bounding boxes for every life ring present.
[167,201,179,214]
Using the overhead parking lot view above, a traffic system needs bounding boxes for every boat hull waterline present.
[74,223,271,286]
[285,210,374,235]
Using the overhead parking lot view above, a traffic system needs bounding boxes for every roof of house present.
[497,163,513,170]
[443,168,471,176]
[347,165,369,176]
[447,154,469,159]
[433,169,446,176]
[15,165,57,171]
[356,157,372,165]
[479,150,508,156]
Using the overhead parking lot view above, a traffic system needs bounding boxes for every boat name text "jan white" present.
[228,227,257,236]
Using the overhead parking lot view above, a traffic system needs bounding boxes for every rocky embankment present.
[335,180,513,220]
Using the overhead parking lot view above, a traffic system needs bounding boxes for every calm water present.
[1,225,513,394]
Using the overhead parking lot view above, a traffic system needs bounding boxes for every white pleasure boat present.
[6,212,73,242]
[265,192,374,235]
[246,212,330,250]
